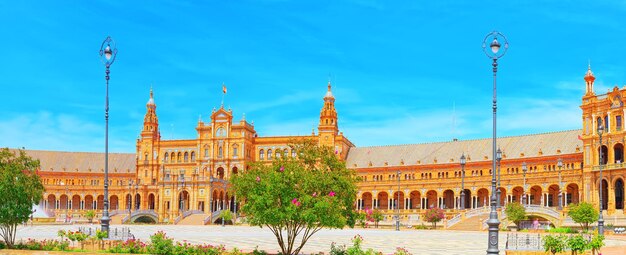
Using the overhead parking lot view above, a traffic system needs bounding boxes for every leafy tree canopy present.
[231,140,358,255]
[567,202,599,231]
[504,202,526,226]
[0,148,45,247]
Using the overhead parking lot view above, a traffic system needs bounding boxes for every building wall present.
[31,71,626,223]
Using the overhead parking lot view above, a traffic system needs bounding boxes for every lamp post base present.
[100,216,110,238]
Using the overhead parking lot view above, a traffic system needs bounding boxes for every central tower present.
[318,81,339,147]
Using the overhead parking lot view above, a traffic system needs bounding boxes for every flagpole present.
[221,82,226,107]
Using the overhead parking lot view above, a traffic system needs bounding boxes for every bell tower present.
[318,81,338,147]
[584,63,596,97]
[137,87,161,186]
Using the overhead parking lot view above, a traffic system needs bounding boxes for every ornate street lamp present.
[128,180,133,215]
[496,148,502,209]
[396,170,401,231]
[460,154,466,210]
[134,183,139,210]
[557,158,563,210]
[598,120,605,236]
[99,36,117,237]
[522,163,527,205]
[482,31,508,255]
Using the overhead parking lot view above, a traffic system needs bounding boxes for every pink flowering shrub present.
[423,207,445,229]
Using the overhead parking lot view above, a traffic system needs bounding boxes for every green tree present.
[219,210,233,224]
[567,202,599,231]
[543,235,567,255]
[504,202,527,227]
[231,140,358,255]
[84,210,96,223]
[0,148,45,248]
[423,207,444,229]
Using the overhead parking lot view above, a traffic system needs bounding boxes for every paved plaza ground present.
[12,225,626,255]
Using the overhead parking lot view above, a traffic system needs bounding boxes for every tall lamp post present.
[522,163,527,205]
[127,180,133,215]
[598,121,605,236]
[99,36,117,237]
[460,154,466,210]
[396,170,401,231]
[496,148,502,209]
[483,31,508,255]
[557,158,563,210]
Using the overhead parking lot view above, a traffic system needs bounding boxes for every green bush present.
[13,239,69,251]
[588,234,605,255]
[147,231,174,255]
[414,224,428,230]
[0,240,5,249]
[567,235,588,255]
[252,246,268,255]
[108,239,147,254]
[543,234,567,255]
[329,242,346,255]
[393,247,412,255]
[343,235,381,255]
[548,227,576,234]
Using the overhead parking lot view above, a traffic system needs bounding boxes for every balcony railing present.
[592,162,626,171]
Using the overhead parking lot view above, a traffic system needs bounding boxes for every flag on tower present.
[222,83,227,94]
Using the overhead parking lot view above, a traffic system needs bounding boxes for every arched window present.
[259,149,265,160]
[267,149,272,160]
[144,153,148,161]
[291,149,296,157]
[283,149,288,158]
[177,152,182,162]
[164,153,169,162]
[233,145,238,157]
[218,146,223,158]
[204,145,209,157]
[190,152,195,162]
[275,149,281,159]
[597,117,603,131]
[184,152,189,162]
[170,152,175,163]
[605,115,609,132]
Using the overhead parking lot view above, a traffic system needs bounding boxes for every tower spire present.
[584,61,596,96]
[142,86,159,134]
[318,80,338,146]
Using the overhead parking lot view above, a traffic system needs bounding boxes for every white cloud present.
[0,111,133,153]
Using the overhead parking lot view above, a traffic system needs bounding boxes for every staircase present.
[447,214,488,231]
[177,213,209,225]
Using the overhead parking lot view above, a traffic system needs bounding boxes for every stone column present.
[609,186,616,214]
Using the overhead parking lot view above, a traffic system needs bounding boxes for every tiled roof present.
[345,130,582,168]
[11,149,136,173]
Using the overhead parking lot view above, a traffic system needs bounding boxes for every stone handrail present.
[109,210,126,217]
[465,206,490,218]
[183,210,203,218]
[446,214,462,228]
[204,210,223,225]
[173,215,183,224]
[523,205,561,219]
[203,215,212,225]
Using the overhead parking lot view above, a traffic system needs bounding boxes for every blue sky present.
[1,1,625,153]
